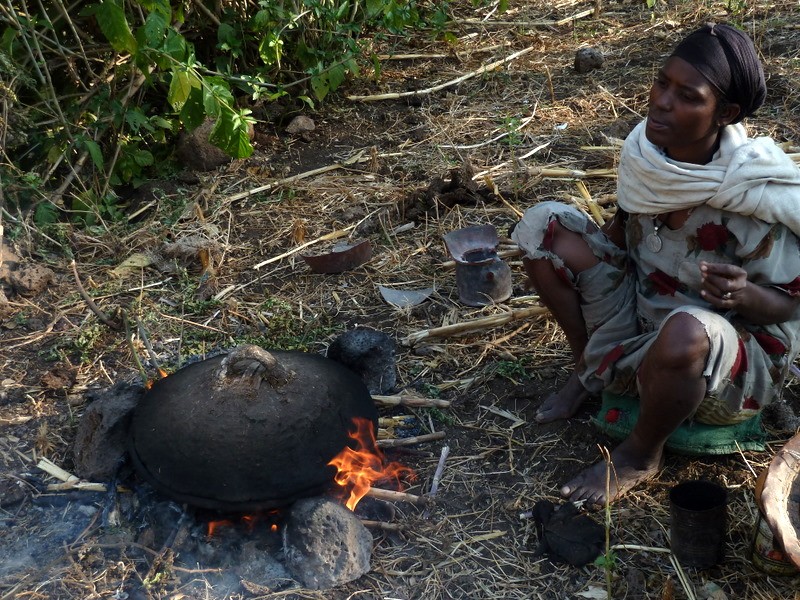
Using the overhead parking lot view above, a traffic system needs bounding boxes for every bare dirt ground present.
[2,1,800,599]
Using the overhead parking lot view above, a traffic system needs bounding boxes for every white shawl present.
[617,120,800,236]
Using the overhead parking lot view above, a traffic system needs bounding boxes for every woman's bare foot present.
[536,371,589,423]
[559,437,664,505]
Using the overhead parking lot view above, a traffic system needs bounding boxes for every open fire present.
[205,417,414,536]
[329,416,416,510]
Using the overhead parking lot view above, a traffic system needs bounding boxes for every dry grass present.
[2,0,800,599]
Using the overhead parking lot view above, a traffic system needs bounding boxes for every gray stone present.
[282,497,373,590]
[286,115,315,135]
[574,47,604,73]
[176,119,232,171]
[327,327,397,394]
[9,263,55,297]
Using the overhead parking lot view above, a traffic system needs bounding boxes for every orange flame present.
[205,510,282,537]
[328,417,415,511]
[207,518,233,537]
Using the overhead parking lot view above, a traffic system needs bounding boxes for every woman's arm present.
[700,261,800,325]
[602,207,627,250]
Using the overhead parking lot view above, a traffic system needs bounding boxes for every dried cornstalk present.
[529,166,618,179]
[373,393,451,408]
[401,306,549,346]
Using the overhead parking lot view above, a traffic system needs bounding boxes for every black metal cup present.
[669,480,727,568]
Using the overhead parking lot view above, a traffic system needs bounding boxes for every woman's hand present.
[700,260,800,324]
[699,261,747,306]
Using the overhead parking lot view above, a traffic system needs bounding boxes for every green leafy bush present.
[0,0,437,227]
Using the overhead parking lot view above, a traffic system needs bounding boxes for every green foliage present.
[245,298,339,350]
[495,358,529,382]
[2,0,441,228]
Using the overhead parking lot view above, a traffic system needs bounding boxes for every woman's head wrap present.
[670,23,766,123]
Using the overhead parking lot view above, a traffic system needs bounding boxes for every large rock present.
[327,327,397,395]
[176,119,232,171]
[72,382,144,481]
[282,497,373,589]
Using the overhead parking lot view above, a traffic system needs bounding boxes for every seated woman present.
[512,23,800,505]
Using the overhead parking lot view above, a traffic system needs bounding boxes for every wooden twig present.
[360,520,407,531]
[366,487,429,506]
[372,393,451,409]
[70,260,122,330]
[440,109,537,151]
[483,175,524,218]
[377,431,446,448]
[455,9,594,27]
[135,317,163,371]
[252,225,356,270]
[348,46,535,102]
[377,42,511,61]
[428,445,450,497]
[401,306,549,346]
[223,150,367,205]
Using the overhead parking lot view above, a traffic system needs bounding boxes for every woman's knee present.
[547,222,599,273]
[650,312,710,370]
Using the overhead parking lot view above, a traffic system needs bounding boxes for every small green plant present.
[594,445,617,599]
[495,358,529,382]
[423,406,454,426]
[419,382,442,399]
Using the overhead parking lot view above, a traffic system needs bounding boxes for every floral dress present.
[511,200,800,425]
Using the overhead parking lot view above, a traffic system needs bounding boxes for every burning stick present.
[377,431,445,448]
[372,393,451,409]
[366,487,429,506]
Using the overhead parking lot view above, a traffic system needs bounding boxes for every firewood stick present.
[366,487,429,505]
[377,431,445,448]
[401,306,549,346]
[372,394,451,408]
[360,520,407,531]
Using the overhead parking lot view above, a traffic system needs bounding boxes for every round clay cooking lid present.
[761,432,800,569]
